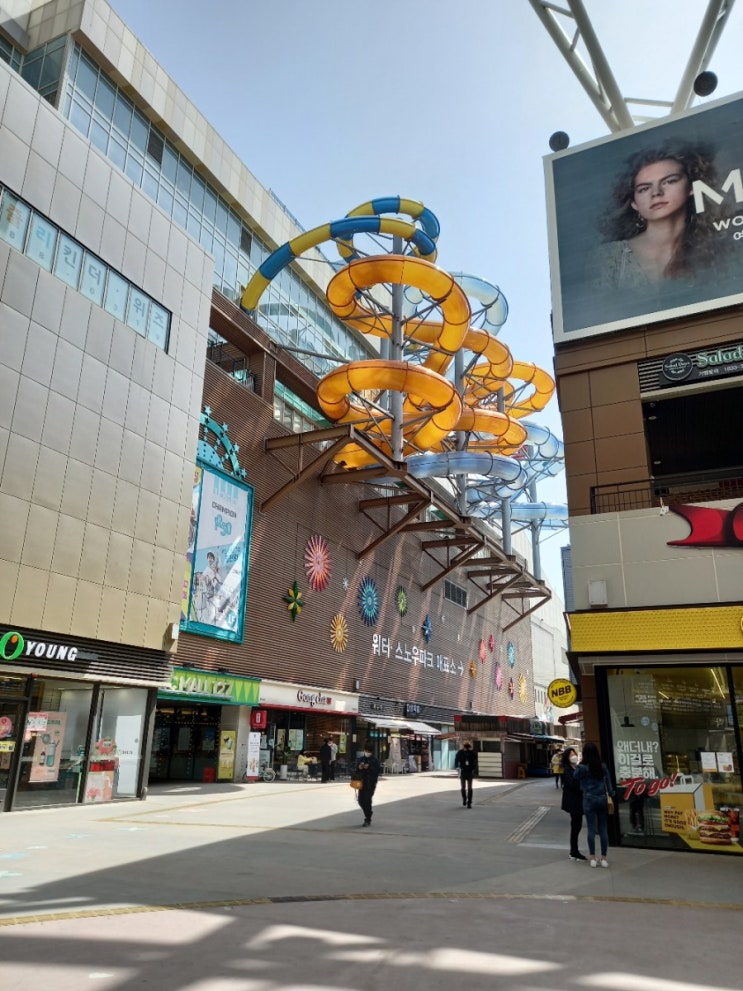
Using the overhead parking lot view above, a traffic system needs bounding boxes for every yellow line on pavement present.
[1,890,742,927]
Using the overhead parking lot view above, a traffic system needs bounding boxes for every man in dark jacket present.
[354,744,380,826]
[319,738,333,782]
[454,742,478,808]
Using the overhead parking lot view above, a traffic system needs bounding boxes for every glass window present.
[125,151,143,187]
[113,93,133,137]
[15,680,94,810]
[607,666,742,853]
[130,110,149,154]
[109,136,126,171]
[91,686,149,798]
[69,98,91,137]
[75,53,98,103]
[175,158,192,197]
[21,51,43,90]
[126,286,150,335]
[148,302,170,350]
[104,270,129,321]
[161,144,178,185]
[80,251,106,305]
[26,213,58,270]
[90,118,109,154]
[53,233,83,288]
[94,74,116,118]
[39,41,65,97]
[0,191,31,248]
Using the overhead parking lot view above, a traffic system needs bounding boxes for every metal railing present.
[591,471,743,514]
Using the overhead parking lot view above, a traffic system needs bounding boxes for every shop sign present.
[296,689,332,708]
[162,667,260,706]
[668,502,743,548]
[0,740,15,752]
[0,630,78,663]
[547,678,577,708]
[405,703,422,717]
[660,343,743,387]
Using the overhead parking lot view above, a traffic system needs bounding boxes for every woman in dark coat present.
[561,747,586,862]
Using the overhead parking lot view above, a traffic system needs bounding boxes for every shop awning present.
[362,717,440,735]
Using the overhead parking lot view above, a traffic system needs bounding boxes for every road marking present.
[1,889,742,928]
[508,806,550,843]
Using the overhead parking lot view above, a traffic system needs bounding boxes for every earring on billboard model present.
[634,211,646,232]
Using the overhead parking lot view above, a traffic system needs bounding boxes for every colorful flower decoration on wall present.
[479,639,486,663]
[304,534,332,591]
[283,581,304,622]
[488,634,495,653]
[421,614,432,643]
[507,641,516,668]
[330,613,348,653]
[469,661,477,678]
[508,677,515,699]
[357,576,380,626]
[395,586,408,616]
[494,663,503,690]
[518,673,528,703]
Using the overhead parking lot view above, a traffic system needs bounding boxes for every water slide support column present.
[498,387,512,556]
[455,348,467,516]
[391,236,404,462]
[527,451,542,581]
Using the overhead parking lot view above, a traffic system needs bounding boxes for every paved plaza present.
[0,775,740,990]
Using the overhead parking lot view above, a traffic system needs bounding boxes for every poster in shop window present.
[28,712,66,783]
[180,463,254,643]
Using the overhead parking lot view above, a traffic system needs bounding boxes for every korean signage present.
[181,464,254,643]
[546,92,743,343]
[372,633,464,677]
[160,667,260,706]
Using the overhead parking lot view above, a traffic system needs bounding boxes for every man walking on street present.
[354,743,380,826]
[329,738,338,780]
[454,741,478,808]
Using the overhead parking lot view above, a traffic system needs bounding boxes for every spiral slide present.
[240,198,566,528]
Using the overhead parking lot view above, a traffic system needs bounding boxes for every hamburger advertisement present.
[696,811,733,846]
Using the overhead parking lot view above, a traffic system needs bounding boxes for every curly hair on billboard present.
[593,142,731,288]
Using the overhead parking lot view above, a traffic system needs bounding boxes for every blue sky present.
[109,0,743,589]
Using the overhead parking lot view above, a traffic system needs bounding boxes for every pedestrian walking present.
[329,738,338,780]
[561,747,586,861]
[319,738,333,782]
[550,748,564,788]
[454,741,478,808]
[574,741,615,868]
[354,743,380,827]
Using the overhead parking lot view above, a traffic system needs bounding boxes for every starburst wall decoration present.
[330,614,348,653]
[304,534,332,591]
[283,581,304,622]
[494,663,503,690]
[395,586,408,617]
[357,576,380,626]
[518,673,528,703]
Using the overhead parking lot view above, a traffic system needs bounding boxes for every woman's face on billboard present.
[631,159,691,222]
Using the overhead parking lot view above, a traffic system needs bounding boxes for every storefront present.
[0,626,168,811]
[359,718,441,772]
[571,605,743,855]
[152,666,261,783]
[258,681,358,774]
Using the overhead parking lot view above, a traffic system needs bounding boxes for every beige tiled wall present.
[0,59,212,650]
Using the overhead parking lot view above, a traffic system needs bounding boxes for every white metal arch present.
[528,0,737,131]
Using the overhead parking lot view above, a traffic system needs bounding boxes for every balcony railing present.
[206,341,257,392]
[591,471,743,514]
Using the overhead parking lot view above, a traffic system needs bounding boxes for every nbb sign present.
[547,678,577,709]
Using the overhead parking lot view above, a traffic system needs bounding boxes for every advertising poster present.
[181,464,254,643]
[181,465,203,625]
[546,92,743,342]
[245,731,261,780]
[218,730,237,781]
[28,712,66,783]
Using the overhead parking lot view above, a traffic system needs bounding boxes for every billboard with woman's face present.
[545,92,743,344]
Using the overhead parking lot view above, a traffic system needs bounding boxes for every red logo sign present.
[668,503,743,547]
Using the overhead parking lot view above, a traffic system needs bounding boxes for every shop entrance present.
[0,698,25,812]
[149,705,221,782]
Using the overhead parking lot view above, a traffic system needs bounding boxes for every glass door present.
[0,700,24,810]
